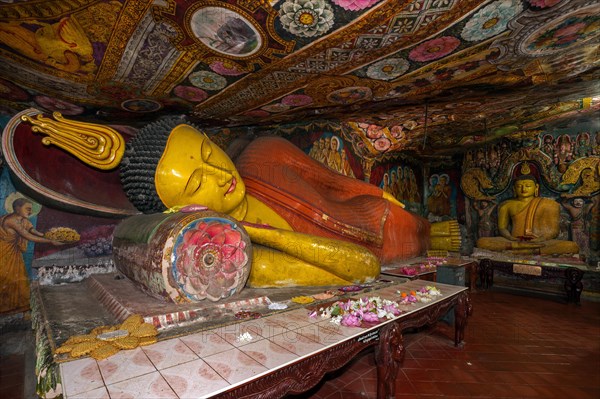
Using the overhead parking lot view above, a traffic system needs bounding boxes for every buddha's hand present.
[498,228,519,241]
[511,241,545,249]
[528,236,546,243]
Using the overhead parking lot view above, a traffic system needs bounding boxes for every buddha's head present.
[513,175,539,199]
[156,125,245,213]
[120,117,245,214]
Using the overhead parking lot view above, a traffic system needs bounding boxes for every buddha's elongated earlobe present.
[535,184,539,197]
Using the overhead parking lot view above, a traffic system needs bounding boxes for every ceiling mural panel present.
[0,0,597,158]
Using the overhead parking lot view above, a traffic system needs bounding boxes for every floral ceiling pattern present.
[0,0,598,157]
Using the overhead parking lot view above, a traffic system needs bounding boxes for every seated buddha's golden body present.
[477,175,579,255]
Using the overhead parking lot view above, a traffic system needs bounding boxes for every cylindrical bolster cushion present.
[112,210,252,303]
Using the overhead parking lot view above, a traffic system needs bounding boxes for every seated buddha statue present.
[477,175,579,255]
[20,114,460,290]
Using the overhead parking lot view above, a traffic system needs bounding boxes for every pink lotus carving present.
[174,219,250,301]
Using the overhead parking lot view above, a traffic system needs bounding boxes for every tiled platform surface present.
[54,280,465,398]
[2,287,600,399]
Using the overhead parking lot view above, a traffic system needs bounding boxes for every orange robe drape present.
[236,137,430,263]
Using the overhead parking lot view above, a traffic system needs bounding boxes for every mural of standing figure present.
[561,197,592,261]
[593,131,600,155]
[574,132,591,158]
[554,134,573,173]
[427,174,451,217]
[0,197,65,314]
[473,199,497,239]
[541,134,554,157]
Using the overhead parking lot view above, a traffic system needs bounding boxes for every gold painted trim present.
[192,0,487,118]
[95,0,154,84]
[21,111,125,170]
[0,0,96,20]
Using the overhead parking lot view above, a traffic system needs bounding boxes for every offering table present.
[53,280,470,399]
[479,258,585,304]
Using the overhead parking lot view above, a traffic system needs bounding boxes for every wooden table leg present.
[454,292,472,346]
[564,268,584,305]
[469,262,478,291]
[374,322,404,399]
[479,258,493,289]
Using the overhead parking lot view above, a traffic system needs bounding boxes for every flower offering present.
[317,296,402,327]
[397,285,443,304]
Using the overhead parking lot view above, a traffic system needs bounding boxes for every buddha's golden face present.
[155,125,246,213]
[514,179,538,199]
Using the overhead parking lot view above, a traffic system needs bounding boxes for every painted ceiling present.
[0,0,599,159]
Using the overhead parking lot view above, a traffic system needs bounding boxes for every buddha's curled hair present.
[120,116,191,214]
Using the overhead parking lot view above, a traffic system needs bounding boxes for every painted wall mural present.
[376,163,423,216]
[0,170,68,314]
[307,133,355,178]
[0,179,120,315]
[0,111,120,315]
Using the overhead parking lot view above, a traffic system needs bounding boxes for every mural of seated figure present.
[477,174,579,255]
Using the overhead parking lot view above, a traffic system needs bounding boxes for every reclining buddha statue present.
[477,174,579,255]
[16,112,460,297]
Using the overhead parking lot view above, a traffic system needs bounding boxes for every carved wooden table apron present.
[211,287,471,399]
[479,258,585,304]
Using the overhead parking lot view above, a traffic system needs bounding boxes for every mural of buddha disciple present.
[325,135,355,178]
[477,175,579,255]
[427,174,451,217]
[326,136,342,172]
[408,169,421,203]
[307,139,320,161]
[339,144,355,178]
[381,172,391,194]
[390,169,399,199]
[397,167,407,201]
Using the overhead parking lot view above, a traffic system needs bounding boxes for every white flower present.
[268,301,288,310]
[279,0,335,38]
[237,332,253,343]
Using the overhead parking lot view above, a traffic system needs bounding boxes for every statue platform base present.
[31,272,406,351]
[471,250,600,304]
